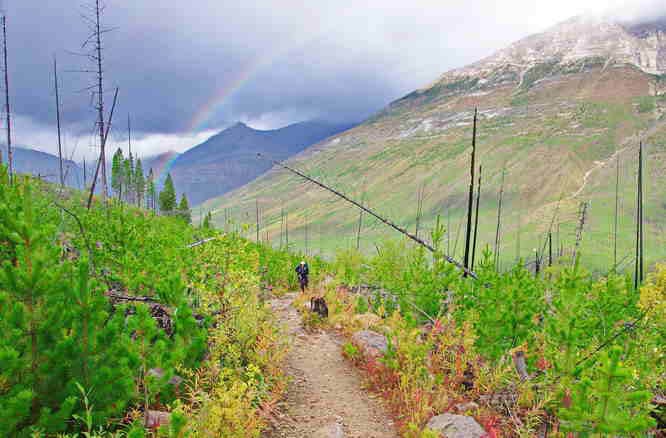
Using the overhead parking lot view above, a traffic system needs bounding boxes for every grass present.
[199,65,666,275]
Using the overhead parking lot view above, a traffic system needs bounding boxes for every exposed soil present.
[264,293,399,438]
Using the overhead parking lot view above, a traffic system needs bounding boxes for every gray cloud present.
[3,0,664,158]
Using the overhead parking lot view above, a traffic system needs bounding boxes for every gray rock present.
[313,421,344,438]
[426,413,485,438]
[351,330,388,358]
[454,401,479,413]
[144,410,171,429]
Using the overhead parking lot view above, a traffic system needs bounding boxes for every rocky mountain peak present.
[429,14,665,91]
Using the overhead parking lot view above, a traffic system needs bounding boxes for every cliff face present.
[429,15,666,90]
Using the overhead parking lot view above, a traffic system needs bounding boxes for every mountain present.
[203,14,666,272]
[12,147,83,187]
[141,150,179,181]
[168,120,354,205]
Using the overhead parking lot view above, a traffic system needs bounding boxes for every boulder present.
[145,410,171,429]
[313,421,344,438]
[426,413,485,438]
[351,330,388,358]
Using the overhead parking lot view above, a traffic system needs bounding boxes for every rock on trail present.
[265,293,398,438]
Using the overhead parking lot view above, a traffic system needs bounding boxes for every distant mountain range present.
[168,120,354,205]
[12,147,83,187]
[8,119,352,205]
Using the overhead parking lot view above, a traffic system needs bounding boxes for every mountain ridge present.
[205,13,666,271]
[169,119,355,204]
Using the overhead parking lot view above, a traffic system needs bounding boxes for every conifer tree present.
[134,158,145,207]
[146,168,156,210]
[178,194,191,223]
[202,211,213,229]
[122,156,133,203]
[0,181,137,434]
[111,148,124,199]
[159,173,176,214]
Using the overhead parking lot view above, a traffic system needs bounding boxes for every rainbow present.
[186,62,260,133]
[185,29,333,134]
[152,151,181,185]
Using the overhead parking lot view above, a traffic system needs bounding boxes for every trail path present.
[265,293,398,438]
[571,118,665,199]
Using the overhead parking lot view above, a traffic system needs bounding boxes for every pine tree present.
[559,346,656,434]
[202,211,213,229]
[146,168,156,210]
[122,157,132,203]
[111,148,124,199]
[134,159,145,207]
[0,181,137,434]
[159,173,176,214]
[178,194,191,223]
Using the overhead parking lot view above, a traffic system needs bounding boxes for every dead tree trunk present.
[471,165,482,271]
[463,108,478,273]
[279,206,284,249]
[54,56,64,187]
[572,202,588,268]
[548,231,553,267]
[415,183,425,239]
[356,208,363,251]
[614,154,620,270]
[494,166,506,270]
[255,199,260,242]
[94,0,108,201]
[87,87,118,209]
[2,15,12,182]
[261,154,477,278]
[634,142,644,289]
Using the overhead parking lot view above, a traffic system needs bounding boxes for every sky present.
[2,0,664,159]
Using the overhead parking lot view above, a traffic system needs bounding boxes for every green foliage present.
[559,346,656,434]
[0,168,291,435]
[178,194,191,223]
[202,212,213,230]
[355,295,369,314]
[333,248,365,286]
[146,168,156,210]
[123,154,134,203]
[461,256,545,360]
[111,148,125,199]
[328,230,661,434]
[134,159,145,207]
[159,173,177,213]
[0,177,138,434]
[342,342,360,360]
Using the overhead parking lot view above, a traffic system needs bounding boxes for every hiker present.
[295,260,309,292]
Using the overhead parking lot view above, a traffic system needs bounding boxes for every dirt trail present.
[265,293,398,438]
[571,117,665,200]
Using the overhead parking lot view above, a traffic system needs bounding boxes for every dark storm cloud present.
[4,0,664,157]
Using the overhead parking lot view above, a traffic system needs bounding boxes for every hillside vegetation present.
[203,63,666,273]
[301,236,664,436]
[0,168,319,436]
[0,166,663,436]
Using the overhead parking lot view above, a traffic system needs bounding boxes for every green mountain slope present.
[202,16,666,273]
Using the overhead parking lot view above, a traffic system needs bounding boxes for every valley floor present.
[265,293,398,438]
